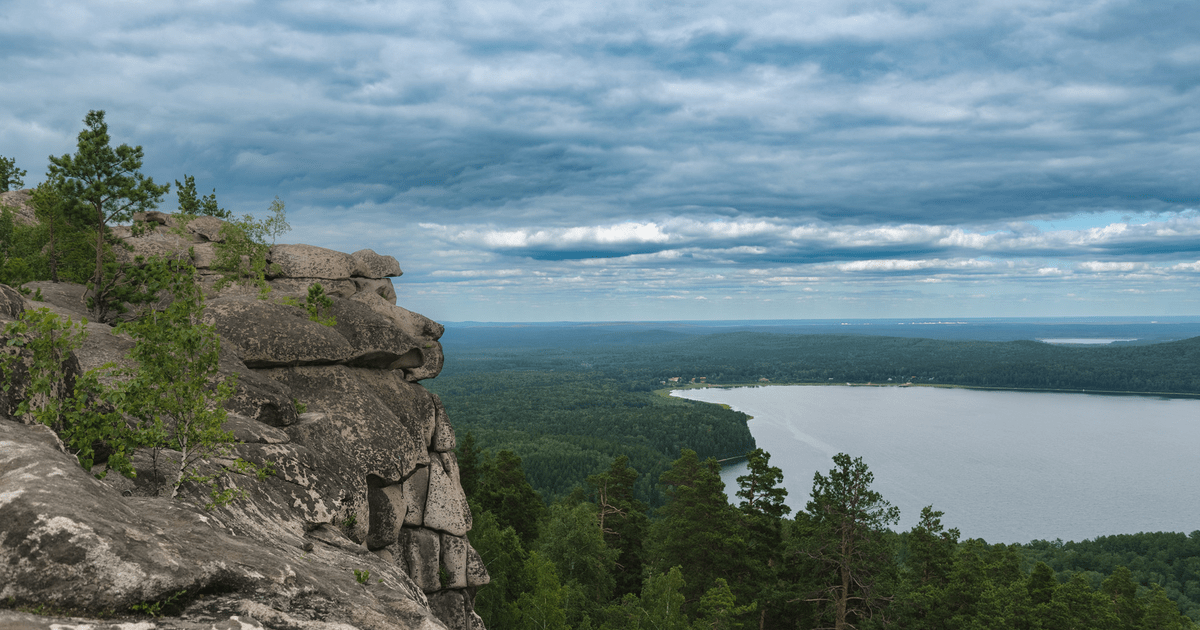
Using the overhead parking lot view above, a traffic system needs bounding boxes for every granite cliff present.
[0,201,488,630]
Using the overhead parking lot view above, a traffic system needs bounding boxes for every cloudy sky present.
[3,1,1198,322]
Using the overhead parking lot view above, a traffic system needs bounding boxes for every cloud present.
[4,0,1199,320]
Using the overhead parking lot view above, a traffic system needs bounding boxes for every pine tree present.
[799,453,899,630]
[46,110,169,319]
[649,449,747,605]
[588,455,648,598]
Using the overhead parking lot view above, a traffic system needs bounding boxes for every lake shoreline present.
[660,380,1200,400]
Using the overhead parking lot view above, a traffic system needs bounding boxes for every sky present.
[2,0,1199,322]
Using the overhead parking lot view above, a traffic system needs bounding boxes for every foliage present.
[0,309,132,477]
[1021,531,1200,623]
[211,199,289,297]
[474,449,547,548]
[800,453,900,630]
[45,110,169,318]
[282,283,336,326]
[174,174,231,218]
[130,590,187,617]
[538,502,618,608]
[354,569,371,585]
[263,196,290,244]
[587,455,649,598]
[649,449,749,605]
[692,579,757,630]
[469,508,532,629]
[515,552,570,630]
[110,259,271,505]
[426,370,755,508]
[0,155,26,192]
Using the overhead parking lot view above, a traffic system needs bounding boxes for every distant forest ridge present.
[442,316,1200,344]
[438,325,1200,397]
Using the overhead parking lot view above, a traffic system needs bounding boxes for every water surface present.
[673,385,1200,543]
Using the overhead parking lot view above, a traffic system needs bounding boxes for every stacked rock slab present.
[0,212,488,630]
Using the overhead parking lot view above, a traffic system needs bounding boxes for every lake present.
[672,385,1200,544]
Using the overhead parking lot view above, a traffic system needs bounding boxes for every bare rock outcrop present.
[0,215,485,630]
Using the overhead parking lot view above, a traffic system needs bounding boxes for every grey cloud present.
[3,0,1199,320]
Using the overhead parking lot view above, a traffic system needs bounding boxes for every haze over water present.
[673,385,1200,544]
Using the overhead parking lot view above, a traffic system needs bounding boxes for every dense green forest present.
[437,327,1200,395]
[428,323,1200,627]
[427,370,755,506]
[462,444,1199,629]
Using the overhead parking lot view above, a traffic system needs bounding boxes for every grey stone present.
[440,534,468,589]
[353,277,398,304]
[0,420,442,630]
[427,591,466,630]
[465,544,490,588]
[269,278,359,299]
[185,216,225,242]
[350,249,403,279]
[0,189,37,225]
[366,477,406,550]
[430,396,456,452]
[268,244,355,280]
[21,282,89,318]
[269,366,434,481]
[223,413,290,444]
[0,283,24,319]
[403,465,431,527]
[423,452,470,537]
[401,528,442,593]
[203,297,354,368]
[331,298,428,370]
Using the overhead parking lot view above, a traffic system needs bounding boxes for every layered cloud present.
[2,0,1198,319]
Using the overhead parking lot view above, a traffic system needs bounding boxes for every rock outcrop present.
[0,214,488,630]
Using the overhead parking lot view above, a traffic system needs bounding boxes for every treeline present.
[1021,533,1200,622]
[438,329,1200,395]
[426,370,755,507]
[616,333,1200,395]
[462,445,1198,629]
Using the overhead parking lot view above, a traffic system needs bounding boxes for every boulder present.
[131,210,179,228]
[110,225,194,265]
[0,189,37,226]
[21,281,88,317]
[269,278,359,299]
[440,534,469,590]
[427,591,466,630]
[354,277,398,304]
[423,452,471,537]
[401,527,442,593]
[331,298,427,369]
[203,297,354,367]
[403,465,431,527]
[268,244,355,280]
[351,249,403,279]
[430,396,457,452]
[0,420,445,630]
[268,366,434,482]
[366,477,407,551]
[0,283,24,319]
[185,216,225,242]
[465,545,490,588]
[0,227,480,630]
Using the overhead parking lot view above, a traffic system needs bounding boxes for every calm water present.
[672,385,1200,544]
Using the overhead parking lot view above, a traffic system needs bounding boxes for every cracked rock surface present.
[0,213,486,630]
